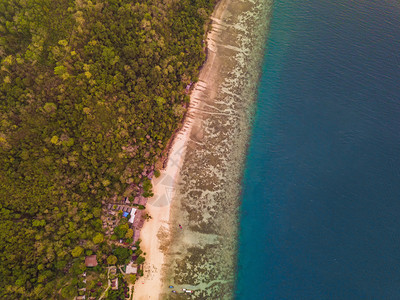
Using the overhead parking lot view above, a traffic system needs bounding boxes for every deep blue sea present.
[235,0,400,299]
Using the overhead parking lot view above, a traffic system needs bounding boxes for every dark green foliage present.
[113,247,132,265]
[0,0,214,298]
[142,178,154,197]
[114,224,129,239]
[106,274,126,300]
[106,288,124,300]
[136,256,146,265]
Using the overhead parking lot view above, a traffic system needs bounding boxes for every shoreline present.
[131,106,197,298]
[159,0,273,298]
[132,1,228,298]
[133,0,272,297]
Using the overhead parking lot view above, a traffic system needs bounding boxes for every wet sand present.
[134,0,272,298]
[132,64,204,299]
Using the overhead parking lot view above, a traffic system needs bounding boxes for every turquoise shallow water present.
[236,0,400,299]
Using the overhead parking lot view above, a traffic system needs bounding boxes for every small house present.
[111,278,119,290]
[85,255,98,267]
[126,262,138,274]
[138,196,146,206]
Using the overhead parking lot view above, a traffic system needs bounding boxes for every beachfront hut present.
[129,208,137,223]
[133,210,145,228]
[138,196,147,206]
[85,255,98,267]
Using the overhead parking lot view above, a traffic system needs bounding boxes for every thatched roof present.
[85,255,98,267]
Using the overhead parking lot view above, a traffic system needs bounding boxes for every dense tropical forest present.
[0,0,214,298]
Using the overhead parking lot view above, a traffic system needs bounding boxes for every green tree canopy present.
[93,233,104,244]
[107,255,117,265]
[0,0,215,297]
[114,247,131,264]
[114,224,129,239]
[71,246,84,258]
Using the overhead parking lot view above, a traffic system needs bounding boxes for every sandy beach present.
[132,123,193,299]
[132,3,227,298]
[133,0,270,297]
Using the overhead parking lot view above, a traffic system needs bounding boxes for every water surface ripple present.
[236,0,400,299]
